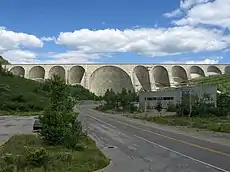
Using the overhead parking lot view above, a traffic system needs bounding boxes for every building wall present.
[3,64,227,96]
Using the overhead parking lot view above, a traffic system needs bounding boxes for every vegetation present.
[189,74,230,94]
[0,62,99,116]
[39,75,83,148]
[0,56,10,65]
[130,80,230,133]
[155,101,163,115]
[131,115,230,133]
[96,88,139,113]
[0,134,109,172]
[0,74,109,171]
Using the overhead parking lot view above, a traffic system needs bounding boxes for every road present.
[79,105,230,172]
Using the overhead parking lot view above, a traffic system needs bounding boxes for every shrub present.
[167,102,177,112]
[0,153,15,172]
[11,94,25,102]
[25,147,50,170]
[155,101,163,114]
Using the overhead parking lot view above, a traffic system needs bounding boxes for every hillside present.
[0,72,98,114]
[0,75,48,112]
[189,74,230,93]
[0,56,10,64]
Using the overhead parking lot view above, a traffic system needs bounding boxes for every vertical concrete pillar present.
[66,68,69,84]
[44,68,49,80]
[168,68,175,87]
[24,67,29,79]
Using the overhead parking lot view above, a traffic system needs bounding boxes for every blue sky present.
[0,0,229,64]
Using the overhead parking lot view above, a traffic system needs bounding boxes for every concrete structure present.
[3,64,229,96]
[139,85,217,111]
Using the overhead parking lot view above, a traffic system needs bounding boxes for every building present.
[139,85,217,111]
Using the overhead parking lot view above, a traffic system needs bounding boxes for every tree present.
[104,89,117,109]
[155,101,163,115]
[39,75,82,147]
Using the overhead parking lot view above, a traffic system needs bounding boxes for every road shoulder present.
[91,109,230,146]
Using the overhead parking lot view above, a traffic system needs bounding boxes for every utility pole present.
[189,88,192,117]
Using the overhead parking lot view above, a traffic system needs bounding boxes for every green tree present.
[39,75,82,147]
[104,89,117,109]
[155,101,163,115]
[119,88,129,110]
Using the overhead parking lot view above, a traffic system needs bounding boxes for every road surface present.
[79,105,230,172]
[0,116,34,144]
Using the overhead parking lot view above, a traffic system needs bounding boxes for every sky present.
[0,0,230,64]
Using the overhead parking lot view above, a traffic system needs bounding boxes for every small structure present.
[139,85,217,111]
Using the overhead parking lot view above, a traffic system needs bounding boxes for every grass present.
[189,73,230,93]
[0,134,110,172]
[0,75,49,112]
[0,73,99,116]
[130,115,230,133]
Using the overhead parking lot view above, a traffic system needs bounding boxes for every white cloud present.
[41,36,56,42]
[163,9,183,18]
[0,27,43,53]
[56,26,230,57]
[39,51,106,64]
[185,58,220,64]
[180,0,210,10]
[164,56,222,64]
[173,0,230,29]
[163,0,210,18]
[0,27,43,64]
[2,49,38,64]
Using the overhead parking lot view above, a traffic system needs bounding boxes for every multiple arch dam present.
[4,64,230,96]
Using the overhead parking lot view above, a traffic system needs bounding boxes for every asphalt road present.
[79,106,230,172]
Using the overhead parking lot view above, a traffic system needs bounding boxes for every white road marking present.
[89,109,230,147]
[89,113,230,156]
[86,114,230,172]
[86,115,131,139]
[135,135,229,172]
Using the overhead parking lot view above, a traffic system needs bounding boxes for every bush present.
[11,94,25,102]
[0,153,15,172]
[155,101,163,114]
[167,102,177,112]
[25,147,50,170]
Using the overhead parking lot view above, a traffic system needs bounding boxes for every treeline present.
[96,88,139,113]
[166,92,230,117]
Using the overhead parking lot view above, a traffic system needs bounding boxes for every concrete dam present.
[4,64,230,96]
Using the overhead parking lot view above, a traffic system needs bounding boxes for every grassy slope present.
[0,74,98,114]
[0,56,10,64]
[189,74,230,93]
[0,75,48,113]
[0,134,110,172]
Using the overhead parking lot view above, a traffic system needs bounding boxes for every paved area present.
[79,106,230,172]
[0,116,35,144]
[1,105,230,172]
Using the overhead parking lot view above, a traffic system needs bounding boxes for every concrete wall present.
[3,64,229,96]
[139,85,217,110]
